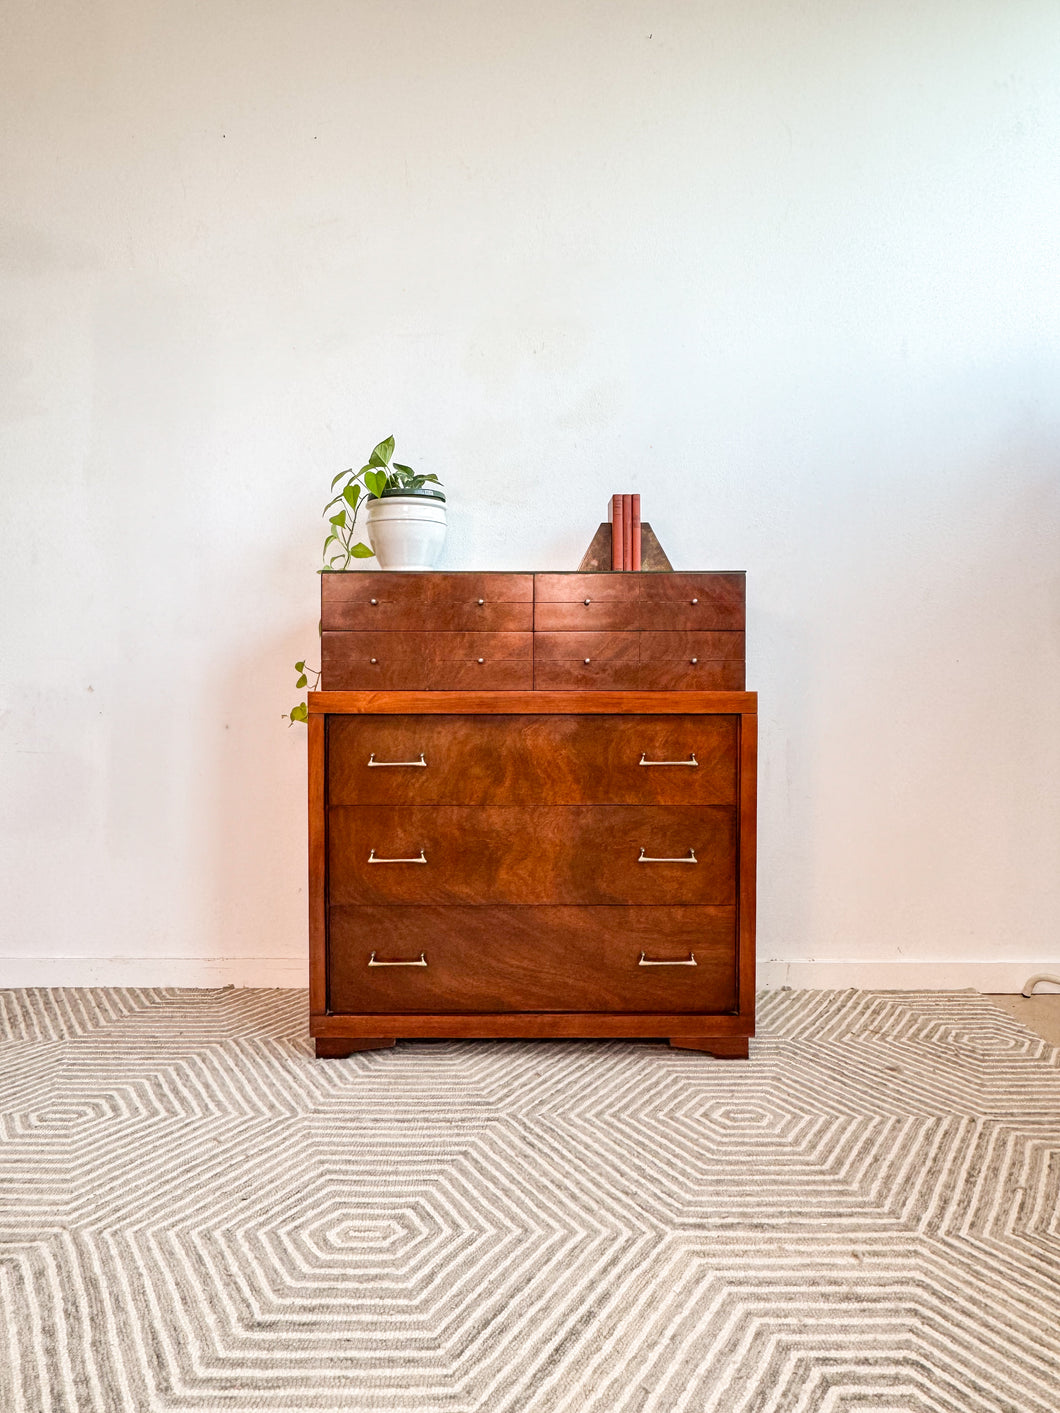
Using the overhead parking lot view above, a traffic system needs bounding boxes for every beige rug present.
[1,988,1057,1411]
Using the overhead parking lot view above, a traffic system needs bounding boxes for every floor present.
[987,990,1060,1045]
[1,986,1058,1412]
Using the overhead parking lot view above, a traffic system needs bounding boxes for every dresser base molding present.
[311,1011,752,1040]
[312,1026,748,1059]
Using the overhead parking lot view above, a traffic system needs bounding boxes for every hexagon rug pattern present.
[1,988,1058,1412]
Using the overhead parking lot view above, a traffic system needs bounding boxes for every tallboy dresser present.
[308,571,756,1059]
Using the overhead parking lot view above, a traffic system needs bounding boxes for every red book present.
[622,494,633,573]
[631,494,642,570]
[611,493,625,570]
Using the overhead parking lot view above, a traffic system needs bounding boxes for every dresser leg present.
[315,1037,396,1058]
[670,1037,749,1059]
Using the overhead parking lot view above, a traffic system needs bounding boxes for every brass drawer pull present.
[368,848,427,864]
[367,753,427,768]
[639,752,698,767]
[639,952,697,966]
[638,848,697,864]
[368,951,427,967]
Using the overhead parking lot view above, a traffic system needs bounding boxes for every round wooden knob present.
[370,598,378,605]
[691,597,698,605]
[477,598,485,605]
[584,657,591,664]
[370,657,377,664]
[690,657,698,665]
[477,657,485,664]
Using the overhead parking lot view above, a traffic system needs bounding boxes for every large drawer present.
[321,632,533,691]
[327,714,739,806]
[534,573,744,632]
[328,805,736,905]
[322,572,533,632]
[327,905,737,1013]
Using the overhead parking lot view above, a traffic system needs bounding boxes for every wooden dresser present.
[309,571,756,1059]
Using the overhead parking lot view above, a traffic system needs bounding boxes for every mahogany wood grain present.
[534,573,745,631]
[328,805,737,905]
[321,572,532,631]
[308,713,327,1015]
[309,690,757,715]
[315,1037,396,1057]
[534,661,744,691]
[534,571,745,604]
[312,1012,751,1039]
[327,714,739,806]
[321,632,533,691]
[639,631,745,662]
[327,905,737,1013]
[738,711,758,1020]
[669,1037,749,1058]
[532,631,743,661]
[533,632,642,664]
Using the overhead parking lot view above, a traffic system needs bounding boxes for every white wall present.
[2,0,1058,990]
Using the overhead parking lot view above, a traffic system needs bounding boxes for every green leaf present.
[420,473,441,484]
[408,476,425,490]
[393,462,416,476]
[296,674,308,688]
[329,509,347,528]
[358,464,376,475]
[364,469,388,499]
[351,542,375,557]
[289,703,308,724]
[342,484,361,510]
[331,468,353,489]
[295,660,305,672]
[328,552,350,568]
[369,435,395,468]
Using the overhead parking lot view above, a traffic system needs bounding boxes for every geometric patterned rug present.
[1,988,1058,1413]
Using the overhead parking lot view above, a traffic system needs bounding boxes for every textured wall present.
[2,0,1058,986]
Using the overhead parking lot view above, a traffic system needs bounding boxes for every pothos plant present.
[321,434,443,570]
[286,435,443,724]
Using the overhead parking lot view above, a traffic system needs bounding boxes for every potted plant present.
[322,435,446,571]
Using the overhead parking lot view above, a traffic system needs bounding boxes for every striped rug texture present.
[1,988,1057,1412]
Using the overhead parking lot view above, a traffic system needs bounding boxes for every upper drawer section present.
[534,573,744,631]
[321,572,533,632]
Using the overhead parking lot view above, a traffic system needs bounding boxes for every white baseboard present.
[0,957,309,989]
[1,956,1058,994]
[756,959,1060,993]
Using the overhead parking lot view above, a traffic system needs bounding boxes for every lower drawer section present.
[327,906,737,1014]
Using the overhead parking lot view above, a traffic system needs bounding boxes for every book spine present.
[631,493,642,570]
[623,494,633,572]
[612,494,625,570]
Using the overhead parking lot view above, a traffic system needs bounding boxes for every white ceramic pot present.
[365,493,447,571]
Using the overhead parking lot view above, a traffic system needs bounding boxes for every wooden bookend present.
[578,522,673,572]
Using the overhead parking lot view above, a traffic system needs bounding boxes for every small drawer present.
[327,904,738,1013]
[533,661,745,690]
[321,632,533,691]
[533,572,744,632]
[327,714,739,806]
[532,631,745,690]
[327,804,737,905]
[321,573,533,632]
